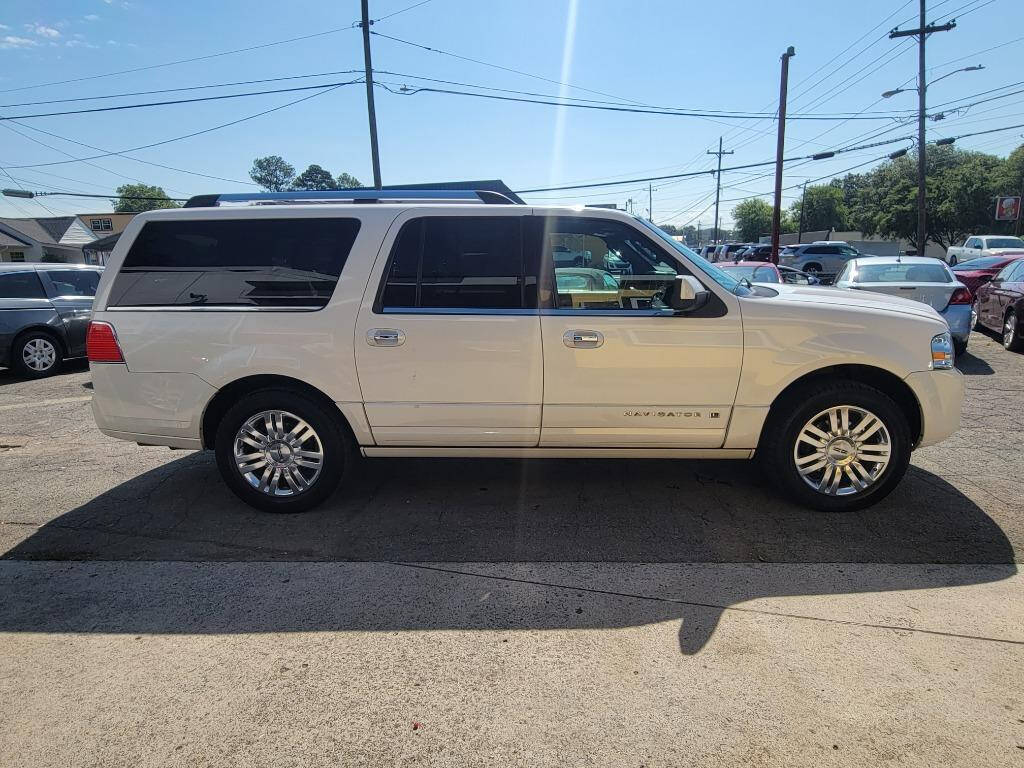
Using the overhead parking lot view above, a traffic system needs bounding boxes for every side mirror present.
[667,275,710,313]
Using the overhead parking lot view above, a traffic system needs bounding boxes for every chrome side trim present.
[377,307,539,316]
[105,305,321,312]
[361,446,755,459]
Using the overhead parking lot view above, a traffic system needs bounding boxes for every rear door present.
[354,211,543,446]
[37,269,99,356]
[534,215,743,448]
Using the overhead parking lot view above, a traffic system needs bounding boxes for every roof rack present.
[183,188,521,208]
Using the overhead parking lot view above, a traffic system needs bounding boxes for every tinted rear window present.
[109,218,360,308]
[0,271,46,299]
[855,263,952,283]
[379,217,532,310]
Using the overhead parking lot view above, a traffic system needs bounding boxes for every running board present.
[360,447,755,459]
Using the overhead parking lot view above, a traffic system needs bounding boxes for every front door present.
[355,212,543,446]
[534,215,743,448]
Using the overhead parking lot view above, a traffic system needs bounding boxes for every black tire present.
[759,380,912,513]
[1004,310,1024,353]
[11,330,63,379]
[214,388,352,513]
[953,337,968,357]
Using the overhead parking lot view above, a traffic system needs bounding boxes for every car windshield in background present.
[639,220,749,295]
[855,263,952,283]
[987,237,1024,249]
[952,255,1014,270]
[720,265,780,283]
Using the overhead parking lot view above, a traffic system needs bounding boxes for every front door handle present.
[367,328,406,347]
[563,329,604,349]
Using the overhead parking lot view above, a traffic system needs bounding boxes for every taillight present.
[86,321,124,363]
[948,287,973,305]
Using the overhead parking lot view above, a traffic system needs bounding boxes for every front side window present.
[109,218,360,308]
[539,217,684,311]
[47,269,100,296]
[966,238,980,249]
[379,216,531,310]
[0,271,46,299]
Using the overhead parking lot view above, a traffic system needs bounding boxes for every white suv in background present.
[87,191,963,514]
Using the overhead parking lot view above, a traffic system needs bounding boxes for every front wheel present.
[214,389,351,512]
[953,337,968,356]
[759,381,911,512]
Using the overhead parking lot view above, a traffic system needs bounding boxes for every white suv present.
[87,191,963,514]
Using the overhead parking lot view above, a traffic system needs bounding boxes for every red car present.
[973,257,1024,352]
[951,252,1024,294]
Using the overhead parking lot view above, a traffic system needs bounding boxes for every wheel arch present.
[201,374,357,450]
[761,364,922,448]
[11,324,67,356]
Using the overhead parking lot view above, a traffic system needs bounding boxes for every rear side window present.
[47,269,100,296]
[109,218,361,308]
[0,271,46,299]
[379,217,532,310]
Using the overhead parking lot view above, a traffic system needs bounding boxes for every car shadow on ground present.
[1,453,1015,653]
[956,349,996,375]
[0,359,89,386]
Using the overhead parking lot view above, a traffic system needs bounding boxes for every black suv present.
[0,263,102,378]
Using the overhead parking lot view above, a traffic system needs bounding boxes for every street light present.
[881,65,984,98]
[880,63,983,254]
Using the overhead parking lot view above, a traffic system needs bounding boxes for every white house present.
[0,213,136,263]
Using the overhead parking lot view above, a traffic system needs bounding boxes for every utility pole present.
[648,183,653,222]
[771,46,796,264]
[707,137,733,245]
[890,1,956,254]
[697,219,701,247]
[797,180,808,244]
[359,0,383,188]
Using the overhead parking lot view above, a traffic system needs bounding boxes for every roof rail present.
[183,189,521,208]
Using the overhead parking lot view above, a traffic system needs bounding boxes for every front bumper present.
[941,303,972,342]
[903,369,964,448]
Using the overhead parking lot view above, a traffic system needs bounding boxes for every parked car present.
[735,243,773,262]
[696,245,716,260]
[717,261,782,283]
[834,257,972,354]
[777,265,821,285]
[779,241,872,281]
[87,191,963,514]
[944,235,1024,266]
[711,243,748,262]
[0,263,102,378]
[972,257,1024,352]
[950,253,1024,294]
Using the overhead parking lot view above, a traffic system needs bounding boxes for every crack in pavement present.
[388,562,1024,647]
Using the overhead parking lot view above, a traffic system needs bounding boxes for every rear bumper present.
[90,363,214,446]
[941,303,972,341]
[904,369,964,448]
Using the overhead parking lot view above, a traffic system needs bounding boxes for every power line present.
[4,81,357,170]
[0,70,362,110]
[378,82,908,120]
[0,27,357,94]
[1,79,363,121]
[372,0,433,22]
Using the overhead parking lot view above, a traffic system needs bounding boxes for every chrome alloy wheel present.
[233,410,324,496]
[971,299,980,330]
[792,405,891,497]
[1004,313,1017,347]
[22,338,57,372]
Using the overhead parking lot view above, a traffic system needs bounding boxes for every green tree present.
[335,172,362,189]
[731,198,773,242]
[111,183,179,213]
[789,184,848,233]
[292,164,337,191]
[249,155,295,192]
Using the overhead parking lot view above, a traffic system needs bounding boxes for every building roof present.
[0,216,67,244]
[0,230,30,248]
[83,232,121,251]
[35,216,76,242]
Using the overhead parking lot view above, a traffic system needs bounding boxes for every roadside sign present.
[995,196,1021,221]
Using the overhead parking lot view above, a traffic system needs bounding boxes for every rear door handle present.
[367,328,406,347]
[563,329,604,349]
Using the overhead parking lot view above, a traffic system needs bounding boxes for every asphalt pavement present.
[0,332,1021,767]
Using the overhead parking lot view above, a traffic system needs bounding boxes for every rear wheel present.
[1004,310,1024,353]
[971,298,982,330]
[760,381,911,512]
[953,337,968,356]
[12,331,62,378]
[214,389,351,512]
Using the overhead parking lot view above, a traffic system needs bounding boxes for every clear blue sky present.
[1,0,1020,226]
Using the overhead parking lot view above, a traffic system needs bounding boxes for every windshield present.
[854,263,952,283]
[986,237,1024,249]
[952,255,1014,270]
[638,220,750,295]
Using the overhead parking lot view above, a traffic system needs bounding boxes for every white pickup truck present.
[944,235,1024,265]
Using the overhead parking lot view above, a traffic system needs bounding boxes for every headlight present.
[931,332,954,369]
